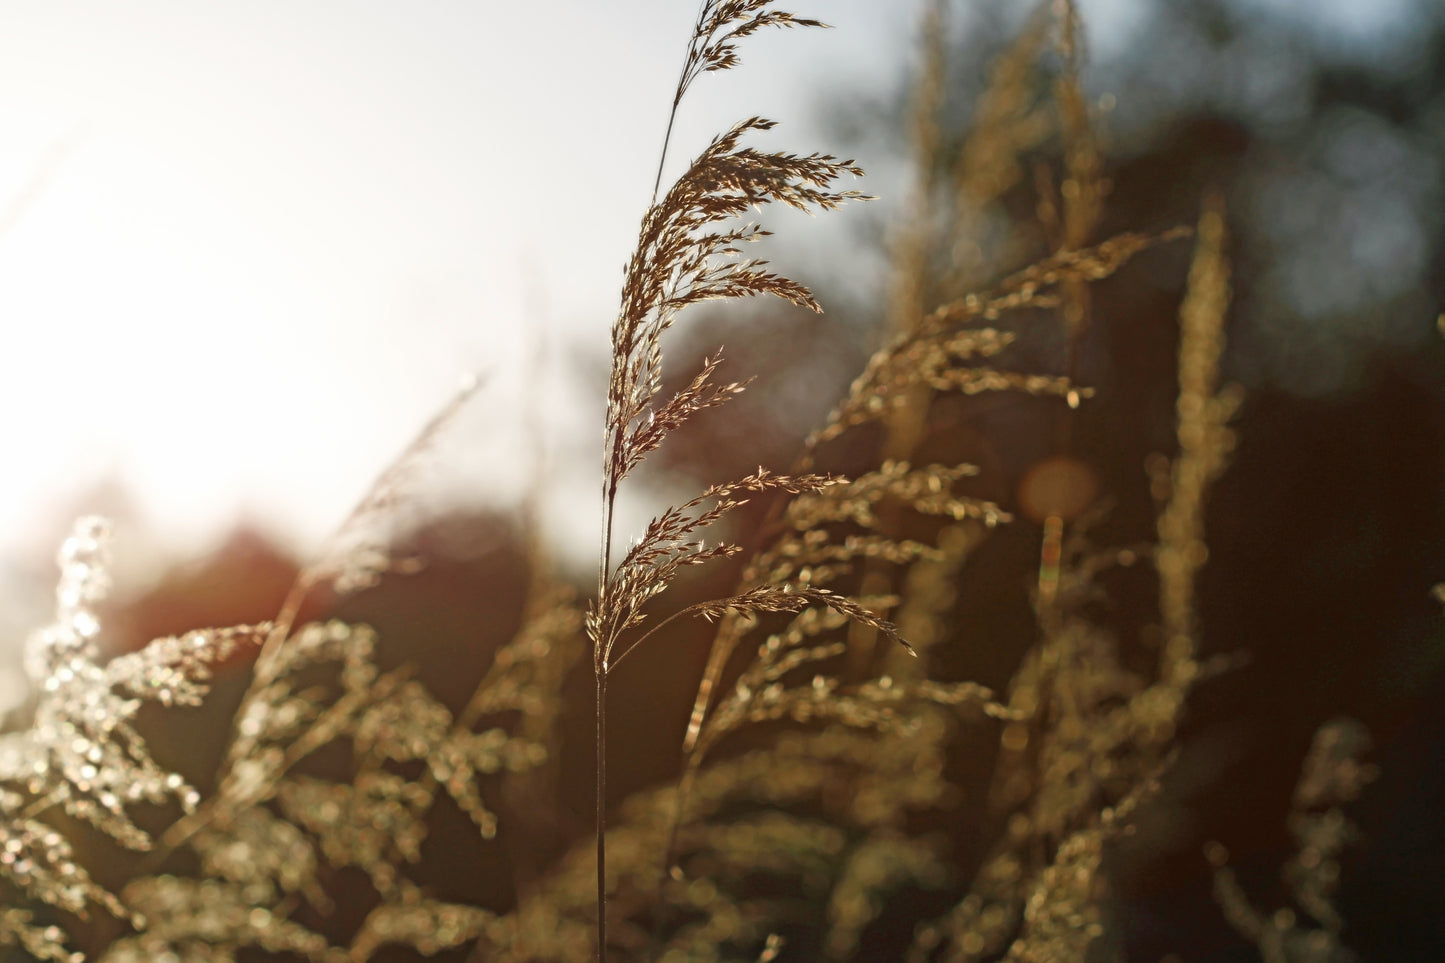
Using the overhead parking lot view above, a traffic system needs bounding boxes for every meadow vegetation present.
[0,2,1415,961]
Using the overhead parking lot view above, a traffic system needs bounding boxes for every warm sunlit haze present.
[0,1,919,571]
[0,0,1422,581]
[0,0,1438,956]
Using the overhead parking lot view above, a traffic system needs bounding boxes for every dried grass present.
[0,3,1359,963]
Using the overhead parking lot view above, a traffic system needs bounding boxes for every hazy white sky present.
[0,0,1421,576]
[0,0,931,574]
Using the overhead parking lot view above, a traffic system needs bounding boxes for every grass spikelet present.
[347,883,496,962]
[886,0,948,357]
[824,833,949,960]
[580,10,1042,953]
[1207,719,1377,961]
[109,876,330,961]
[142,570,579,961]
[680,459,1006,761]
[1156,192,1241,685]
[606,117,865,502]
[947,2,1053,253]
[301,373,486,600]
[590,4,876,955]
[0,907,85,963]
[592,468,835,671]
[906,198,1238,959]
[0,518,257,870]
[801,228,1185,458]
[1040,0,1106,259]
[0,818,130,922]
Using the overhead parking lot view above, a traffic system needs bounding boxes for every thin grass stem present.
[596,671,607,961]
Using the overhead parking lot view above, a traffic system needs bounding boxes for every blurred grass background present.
[1,0,1443,958]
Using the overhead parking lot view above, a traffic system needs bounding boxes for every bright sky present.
[0,0,1419,579]
[0,1,928,577]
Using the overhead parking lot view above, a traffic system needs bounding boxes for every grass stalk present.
[595,670,608,960]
